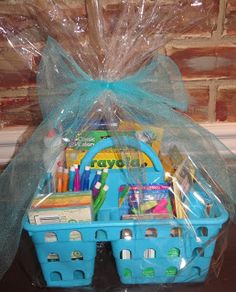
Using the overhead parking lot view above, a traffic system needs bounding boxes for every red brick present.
[165,0,219,38]
[0,95,41,127]
[0,3,86,47]
[0,71,35,88]
[224,0,236,36]
[0,46,36,87]
[216,87,236,122]
[185,86,210,122]
[0,96,33,108]
[0,4,36,43]
[167,46,236,80]
[102,0,219,37]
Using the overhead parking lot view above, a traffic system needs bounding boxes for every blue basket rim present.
[23,201,228,232]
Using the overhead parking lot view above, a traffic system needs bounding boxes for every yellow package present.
[66,125,163,169]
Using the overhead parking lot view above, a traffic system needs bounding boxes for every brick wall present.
[0,0,236,128]
[166,0,236,122]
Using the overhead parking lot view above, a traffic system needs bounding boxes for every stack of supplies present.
[28,191,93,225]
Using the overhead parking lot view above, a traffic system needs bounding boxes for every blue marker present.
[82,166,91,191]
[80,169,85,191]
[90,170,102,190]
[69,166,76,191]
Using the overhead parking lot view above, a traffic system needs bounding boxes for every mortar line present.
[209,81,218,122]
[214,0,227,39]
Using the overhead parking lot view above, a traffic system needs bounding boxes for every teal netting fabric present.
[0,36,236,279]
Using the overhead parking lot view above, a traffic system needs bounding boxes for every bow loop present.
[38,38,189,123]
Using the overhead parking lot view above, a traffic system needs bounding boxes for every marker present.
[92,181,101,200]
[81,166,90,191]
[90,170,102,190]
[100,168,108,187]
[84,166,91,190]
[74,164,80,191]
[62,168,69,192]
[80,166,86,190]
[57,166,63,192]
[69,166,76,191]
[94,185,109,215]
[46,172,53,194]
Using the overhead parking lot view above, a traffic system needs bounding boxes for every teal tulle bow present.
[37,37,189,130]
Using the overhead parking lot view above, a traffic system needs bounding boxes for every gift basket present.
[0,0,236,289]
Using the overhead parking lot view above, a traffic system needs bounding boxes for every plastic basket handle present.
[80,136,164,175]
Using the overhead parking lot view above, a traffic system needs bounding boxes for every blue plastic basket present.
[24,137,229,287]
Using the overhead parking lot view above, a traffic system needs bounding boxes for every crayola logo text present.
[90,159,146,169]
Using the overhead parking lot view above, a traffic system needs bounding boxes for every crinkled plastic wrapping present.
[0,0,236,289]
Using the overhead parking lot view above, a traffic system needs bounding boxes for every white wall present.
[0,123,236,165]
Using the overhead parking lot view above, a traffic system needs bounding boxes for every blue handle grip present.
[80,136,164,176]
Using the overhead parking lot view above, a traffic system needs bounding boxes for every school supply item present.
[30,192,92,209]
[28,207,92,225]
[93,185,109,216]
[65,130,158,169]
[68,166,76,191]
[62,168,69,192]
[90,170,102,190]
[56,167,63,193]
[81,166,91,191]
[73,164,80,191]
[28,191,93,225]
[172,157,195,218]
[119,184,172,218]
[92,181,101,200]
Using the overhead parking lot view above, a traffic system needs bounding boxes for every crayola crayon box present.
[65,126,163,169]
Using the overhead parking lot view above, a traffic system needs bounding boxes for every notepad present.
[28,191,93,225]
